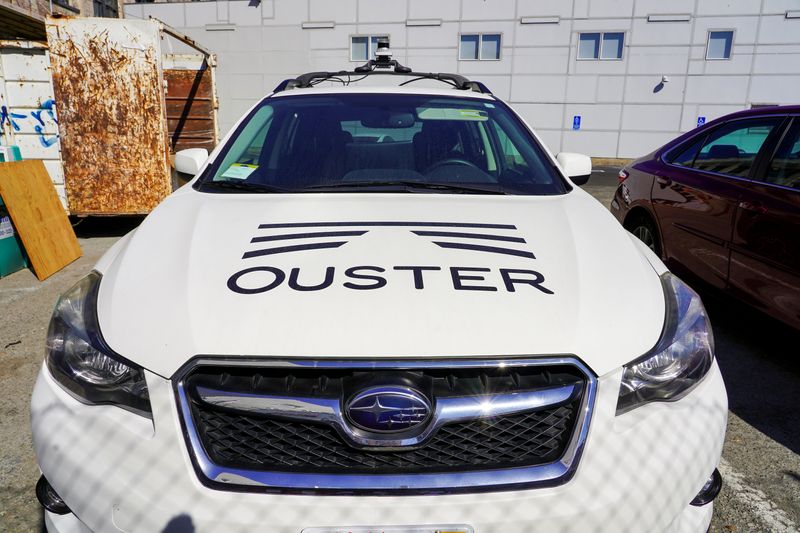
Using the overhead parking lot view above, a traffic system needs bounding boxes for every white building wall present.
[127,0,800,158]
[0,43,65,206]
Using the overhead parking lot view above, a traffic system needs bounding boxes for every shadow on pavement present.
[698,287,800,455]
[587,165,622,188]
[162,514,195,533]
[70,216,145,239]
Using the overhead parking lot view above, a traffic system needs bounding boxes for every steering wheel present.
[425,158,482,174]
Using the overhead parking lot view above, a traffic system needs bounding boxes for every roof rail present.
[274,70,492,94]
[273,37,492,95]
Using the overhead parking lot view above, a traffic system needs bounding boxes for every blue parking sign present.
[697,116,706,127]
[572,115,581,130]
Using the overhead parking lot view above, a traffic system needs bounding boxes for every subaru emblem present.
[346,386,431,433]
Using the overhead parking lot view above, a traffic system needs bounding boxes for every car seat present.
[412,122,462,172]
[706,144,740,160]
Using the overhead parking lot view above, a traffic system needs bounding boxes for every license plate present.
[302,526,473,533]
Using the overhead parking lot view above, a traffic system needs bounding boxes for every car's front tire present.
[627,212,662,257]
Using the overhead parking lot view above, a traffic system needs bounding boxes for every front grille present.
[176,358,595,493]
[195,399,578,473]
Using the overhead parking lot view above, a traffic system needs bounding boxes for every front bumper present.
[32,359,727,533]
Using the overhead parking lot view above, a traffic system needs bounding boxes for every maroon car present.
[612,105,800,330]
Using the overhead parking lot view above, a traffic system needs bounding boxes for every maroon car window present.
[766,120,800,189]
[670,135,706,167]
[693,117,783,178]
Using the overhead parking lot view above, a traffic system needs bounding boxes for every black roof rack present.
[273,37,492,95]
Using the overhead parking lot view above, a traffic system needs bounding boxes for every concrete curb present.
[591,158,633,168]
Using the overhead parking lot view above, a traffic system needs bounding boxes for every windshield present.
[196,93,566,195]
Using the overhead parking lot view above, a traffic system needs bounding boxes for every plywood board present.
[0,160,81,280]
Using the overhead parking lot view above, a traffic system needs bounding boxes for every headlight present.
[617,272,714,415]
[45,271,151,417]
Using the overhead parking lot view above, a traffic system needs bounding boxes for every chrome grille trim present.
[174,356,597,495]
[195,382,580,448]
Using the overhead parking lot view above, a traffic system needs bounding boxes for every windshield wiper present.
[201,179,507,195]
[305,180,506,195]
[200,180,288,194]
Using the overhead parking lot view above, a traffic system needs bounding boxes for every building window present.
[459,34,502,60]
[706,30,733,60]
[52,0,80,12]
[351,35,389,62]
[577,32,624,60]
[93,0,118,17]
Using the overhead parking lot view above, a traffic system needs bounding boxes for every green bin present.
[0,195,28,278]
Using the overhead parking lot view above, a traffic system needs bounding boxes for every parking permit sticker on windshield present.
[459,109,487,120]
[220,163,258,179]
[417,108,488,121]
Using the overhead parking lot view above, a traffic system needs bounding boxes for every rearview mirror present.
[361,112,415,129]
[556,152,592,185]
[174,148,209,177]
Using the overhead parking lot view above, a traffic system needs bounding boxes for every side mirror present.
[556,152,592,186]
[174,148,209,177]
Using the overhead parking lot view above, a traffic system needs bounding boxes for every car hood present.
[97,188,665,378]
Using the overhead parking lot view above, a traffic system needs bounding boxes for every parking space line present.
[0,287,37,294]
[0,286,38,306]
[718,458,799,532]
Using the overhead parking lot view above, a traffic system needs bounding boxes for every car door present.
[729,116,800,329]
[652,116,785,289]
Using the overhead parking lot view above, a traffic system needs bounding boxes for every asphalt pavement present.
[0,177,798,532]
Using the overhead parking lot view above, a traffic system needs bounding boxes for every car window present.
[669,135,706,168]
[693,117,782,178]
[765,119,800,190]
[492,121,527,169]
[213,106,274,179]
[197,94,565,195]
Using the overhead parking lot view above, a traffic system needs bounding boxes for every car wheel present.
[628,215,662,257]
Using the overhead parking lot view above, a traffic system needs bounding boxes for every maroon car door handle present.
[655,176,672,187]
[738,201,767,214]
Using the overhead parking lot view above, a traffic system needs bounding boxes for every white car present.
[32,48,726,533]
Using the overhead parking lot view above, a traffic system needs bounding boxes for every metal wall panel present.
[0,40,65,206]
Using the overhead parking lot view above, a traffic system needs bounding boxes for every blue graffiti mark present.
[10,112,26,132]
[1,102,60,148]
[40,99,58,124]
[33,102,59,146]
[31,110,45,127]
[34,125,58,148]
[1,106,24,132]
[10,119,23,131]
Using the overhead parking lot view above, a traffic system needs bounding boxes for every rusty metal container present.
[45,17,218,215]
[164,54,218,154]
